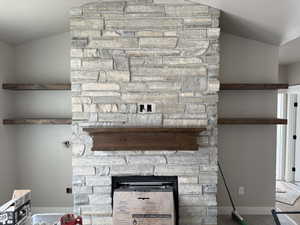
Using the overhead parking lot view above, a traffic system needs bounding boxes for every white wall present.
[0,41,16,204]
[218,33,279,210]
[14,33,72,208]
[287,62,300,85]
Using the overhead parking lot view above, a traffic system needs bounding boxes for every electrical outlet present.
[138,103,155,113]
[238,186,245,196]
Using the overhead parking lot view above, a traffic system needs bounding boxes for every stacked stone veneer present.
[70,1,220,225]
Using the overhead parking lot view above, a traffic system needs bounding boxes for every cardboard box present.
[0,190,31,225]
[113,189,175,225]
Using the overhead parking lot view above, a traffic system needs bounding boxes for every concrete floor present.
[218,215,295,225]
[277,200,300,225]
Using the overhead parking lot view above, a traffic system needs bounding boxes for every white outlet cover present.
[238,186,245,195]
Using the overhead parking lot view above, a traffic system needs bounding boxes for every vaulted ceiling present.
[0,0,299,63]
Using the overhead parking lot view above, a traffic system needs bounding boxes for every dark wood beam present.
[218,118,287,125]
[2,83,71,90]
[3,118,72,125]
[220,83,288,90]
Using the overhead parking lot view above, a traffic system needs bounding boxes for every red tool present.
[60,214,82,225]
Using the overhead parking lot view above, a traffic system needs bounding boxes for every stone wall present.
[70,1,220,224]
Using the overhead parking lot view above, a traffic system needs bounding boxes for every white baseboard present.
[218,206,274,215]
[31,207,73,214]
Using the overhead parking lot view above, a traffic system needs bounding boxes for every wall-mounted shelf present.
[3,118,72,125]
[2,83,71,90]
[83,127,206,151]
[3,83,289,91]
[220,83,289,90]
[218,118,287,125]
[3,118,287,125]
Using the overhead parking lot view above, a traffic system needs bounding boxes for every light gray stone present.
[72,143,85,156]
[186,104,206,113]
[183,76,207,91]
[73,176,85,186]
[89,194,112,205]
[82,59,113,70]
[111,165,154,175]
[71,58,81,70]
[81,205,112,216]
[198,172,218,184]
[72,97,92,104]
[179,195,217,206]
[179,29,207,39]
[106,18,182,30]
[136,31,163,37]
[127,114,162,126]
[180,206,207,216]
[86,176,111,186]
[203,184,217,193]
[96,166,110,176]
[70,7,82,16]
[71,49,83,57]
[74,194,89,205]
[156,104,185,113]
[73,157,126,166]
[98,113,127,122]
[122,93,178,104]
[131,66,207,77]
[96,1,125,11]
[73,167,95,176]
[71,18,104,30]
[155,165,199,176]
[82,83,120,91]
[73,186,93,194]
[72,38,88,48]
[167,154,209,165]
[207,28,220,39]
[93,186,111,194]
[126,5,165,13]
[148,82,181,91]
[179,184,202,195]
[88,38,138,48]
[140,37,177,48]
[178,39,209,49]
[71,71,99,82]
[178,176,199,184]
[113,56,129,70]
[127,49,181,56]
[97,104,119,113]
[163,57,202,65]
[82,91,120,97]
[127,155,166,164]
[207,79,220,93]
[73,112,89,120]
[165,5,209,16]
[184,17,212,28]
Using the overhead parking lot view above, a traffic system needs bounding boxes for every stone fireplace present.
[70,1,220,224]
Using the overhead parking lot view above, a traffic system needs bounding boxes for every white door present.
[295,94,300,181]
[285,93,297,182]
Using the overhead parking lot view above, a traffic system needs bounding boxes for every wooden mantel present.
[83,127,206,151]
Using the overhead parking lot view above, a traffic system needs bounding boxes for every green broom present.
[218,162,248,225]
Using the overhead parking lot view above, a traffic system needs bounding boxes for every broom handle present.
[218,161,236,211]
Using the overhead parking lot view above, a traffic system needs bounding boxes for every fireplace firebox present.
[112,176,178,225]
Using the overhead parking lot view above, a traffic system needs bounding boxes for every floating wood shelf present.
[218,118,287,125]
[3,118,72,125]
[83,127,206,151]
[2,83,71,90]
[220,83,289,90]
